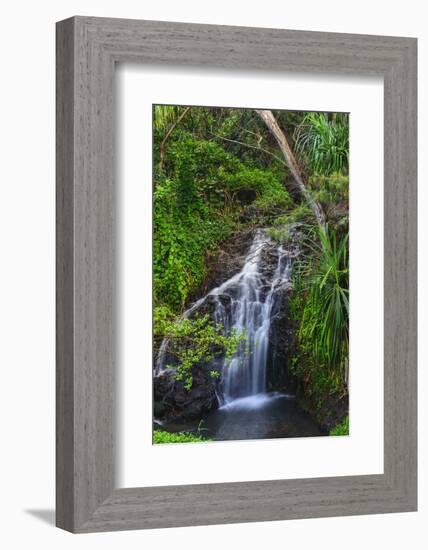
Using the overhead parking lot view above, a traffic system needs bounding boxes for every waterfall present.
[155,229,292,404]
[210,230,291,403]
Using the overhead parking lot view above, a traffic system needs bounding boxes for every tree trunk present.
[255,109,326,227]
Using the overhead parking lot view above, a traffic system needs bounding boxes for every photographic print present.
[153,105,349,444]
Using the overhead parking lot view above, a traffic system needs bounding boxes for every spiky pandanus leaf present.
[297,225,349,387]
[294,113,349,176]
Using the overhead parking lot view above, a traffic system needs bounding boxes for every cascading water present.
[156,229,292,405]
[208,230,291,404]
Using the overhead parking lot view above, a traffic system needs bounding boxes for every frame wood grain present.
[56,16,417,533]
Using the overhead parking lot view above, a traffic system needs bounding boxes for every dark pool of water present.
[158,392,327,442]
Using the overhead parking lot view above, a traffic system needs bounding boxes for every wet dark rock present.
[154,364,220,422]
[240,204,286,225]
[188,293,234,322]
[297,389,349,433]
[267,284,297,393]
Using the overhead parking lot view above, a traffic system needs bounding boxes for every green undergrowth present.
[153,430,211,444]
[308,174,349,205]
[329,416,349,436]
[267,204,315,242]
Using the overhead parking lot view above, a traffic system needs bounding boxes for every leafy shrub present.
[156,313,247,390]
[252,181,293,212]
[153,177,233,310]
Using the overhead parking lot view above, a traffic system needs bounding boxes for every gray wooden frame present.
[56,16,417,533]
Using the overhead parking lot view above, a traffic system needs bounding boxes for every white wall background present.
[0,1,425,548]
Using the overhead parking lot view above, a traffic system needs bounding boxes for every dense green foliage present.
[153,430,211,444]
[153,129,291,311]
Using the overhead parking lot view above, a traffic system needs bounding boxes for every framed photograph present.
[56,16,417,532]
[150,104,350,446]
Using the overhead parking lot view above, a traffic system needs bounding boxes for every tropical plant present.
[294,112,349,176]
[294,224,349,389]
